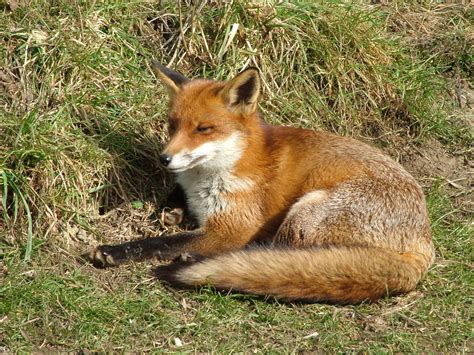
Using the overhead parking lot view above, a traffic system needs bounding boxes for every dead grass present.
[385,2,473,79]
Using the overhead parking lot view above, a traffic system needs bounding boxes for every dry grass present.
[385,2,473,79]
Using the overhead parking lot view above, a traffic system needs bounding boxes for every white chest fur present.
[172,132,255,225]
[177,169,254,226]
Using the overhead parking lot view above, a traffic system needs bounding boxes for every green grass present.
[1,0,472,352]
[1,185,472,352]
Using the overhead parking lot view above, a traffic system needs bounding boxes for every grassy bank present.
[1,0,472,352]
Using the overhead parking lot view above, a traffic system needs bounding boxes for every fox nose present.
[159,153,172,167]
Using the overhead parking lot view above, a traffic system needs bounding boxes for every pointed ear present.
[220,68,260,115]
[151,60,189,98]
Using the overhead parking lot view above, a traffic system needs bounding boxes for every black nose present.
[159,153,172,166]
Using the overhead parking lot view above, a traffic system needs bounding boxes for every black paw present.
[85,245,125,268]
[154,254,205,288]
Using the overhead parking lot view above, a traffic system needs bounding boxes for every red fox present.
[88,61,435,304]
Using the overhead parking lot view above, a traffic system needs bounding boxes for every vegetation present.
[1,0,472,352]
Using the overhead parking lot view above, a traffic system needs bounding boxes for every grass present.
[385,2,474,82]
[1,184,472,352]
[1,0,472,352]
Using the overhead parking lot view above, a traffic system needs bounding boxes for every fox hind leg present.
[273,187,370,249]
[274,181,426,252]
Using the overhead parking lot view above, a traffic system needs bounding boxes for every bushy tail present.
[156,246,433,304]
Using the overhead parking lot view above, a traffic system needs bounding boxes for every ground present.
[0,1,473,352]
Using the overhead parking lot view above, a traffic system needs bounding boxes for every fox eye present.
[196,125,214,134]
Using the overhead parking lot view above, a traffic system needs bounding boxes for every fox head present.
[152,61,261,173]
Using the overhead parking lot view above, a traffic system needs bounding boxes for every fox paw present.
[162,208,184,226]
[155,254,205,287]
[173,252,204,263]
[85,245,121,268]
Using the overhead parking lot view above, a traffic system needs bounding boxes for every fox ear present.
[151,60,189,98]
[220,68,260,115]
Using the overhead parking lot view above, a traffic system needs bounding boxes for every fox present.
[87,60,435,304]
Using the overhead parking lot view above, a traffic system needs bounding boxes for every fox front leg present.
[87,230,203,267]
[162,184,187,226]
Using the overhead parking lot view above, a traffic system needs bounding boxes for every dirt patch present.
[395,138,472,214]
[67,202,159,250]
[67,199,198,260]
[382,78,473,215]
